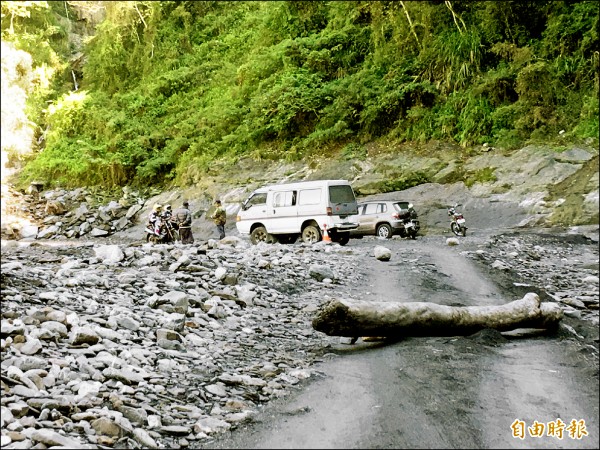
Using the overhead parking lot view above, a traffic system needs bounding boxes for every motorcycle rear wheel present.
[147,234,161,244]
[451,222,462,237]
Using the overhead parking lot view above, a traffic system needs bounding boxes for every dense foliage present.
[2,1,598,188]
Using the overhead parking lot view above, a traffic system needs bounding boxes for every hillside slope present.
[2,2,598,190]
[113,142,598,242]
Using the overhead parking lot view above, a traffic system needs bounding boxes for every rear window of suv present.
[393,202,410,212]
[329,185,356,203]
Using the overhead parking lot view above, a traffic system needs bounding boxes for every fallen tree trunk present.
[311,293,563,338]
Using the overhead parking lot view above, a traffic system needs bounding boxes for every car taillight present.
[392,213,400,219]
[326,207,332,216]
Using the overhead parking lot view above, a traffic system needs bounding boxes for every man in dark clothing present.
[210,199,226,240]
[173,201,194,244]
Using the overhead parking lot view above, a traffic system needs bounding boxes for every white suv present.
[236,180,359,245]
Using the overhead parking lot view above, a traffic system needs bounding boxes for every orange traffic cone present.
[322,224,332,243]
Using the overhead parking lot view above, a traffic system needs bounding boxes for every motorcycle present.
[398,203,420,239]
[401,217,420,239]
[448,204,467,236]
[145,216,180,244]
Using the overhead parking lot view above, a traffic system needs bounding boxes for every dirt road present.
[206,233,599,449]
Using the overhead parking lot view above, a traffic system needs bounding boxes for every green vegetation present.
[342,143,367,161]
[1,1,598,189]
[546,155,600,226]
[465,167,497,188]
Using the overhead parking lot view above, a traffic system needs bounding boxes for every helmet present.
[153,203,162,212]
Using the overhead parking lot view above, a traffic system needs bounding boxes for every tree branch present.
[399,1,421,50]
[312,293,563,338]
[445,1,466,35]
[133,2,147,28]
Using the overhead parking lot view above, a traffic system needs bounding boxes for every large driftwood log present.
[312,293,563,338]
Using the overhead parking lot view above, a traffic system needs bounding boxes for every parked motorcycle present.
[398,203,420,239]
[145,217,180,244]
[401,217,420,239]
[448,204,467,236]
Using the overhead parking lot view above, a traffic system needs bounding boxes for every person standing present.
[162,204,173,221]
[210,199,226,240]
[148,204,163,233]
[174,201,194,244]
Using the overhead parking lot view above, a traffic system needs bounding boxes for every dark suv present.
[349,200,420,239]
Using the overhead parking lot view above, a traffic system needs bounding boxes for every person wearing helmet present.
[148,204,163,233]
[162,204,173,221]
[159,204,179,242]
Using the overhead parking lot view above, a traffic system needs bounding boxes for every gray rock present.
[70,326,100,345]
[94,244,124,264]
[116,315,140,331]
[156,329,181,341]
[13,356,47,371]
[193,417,231,434]
[205,383,227,397]
[161,313,185,332]
[18,338,43,355]
[31,428,85,448]
[133,428,158,448]
[491,260,511,270]
[160,425,192,435]
[373,245,392,261]
[1,406,15,427]
[446,237,460,246]
[158,291,189,314]
[40,321,68,338]
[91,417,124,437]
[308,264,335,281]
[102,367,143,384]
[37,224,60,239]
[90,227,109,237]
[118,405,148,426]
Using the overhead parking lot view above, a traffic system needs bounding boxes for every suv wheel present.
[336,233,350,245]
[376,223,393,239]
[251,226,272,244]
[302,225,321,244]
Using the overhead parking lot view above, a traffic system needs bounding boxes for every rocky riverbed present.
[1,236,364,449]
[1,223,598,449]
